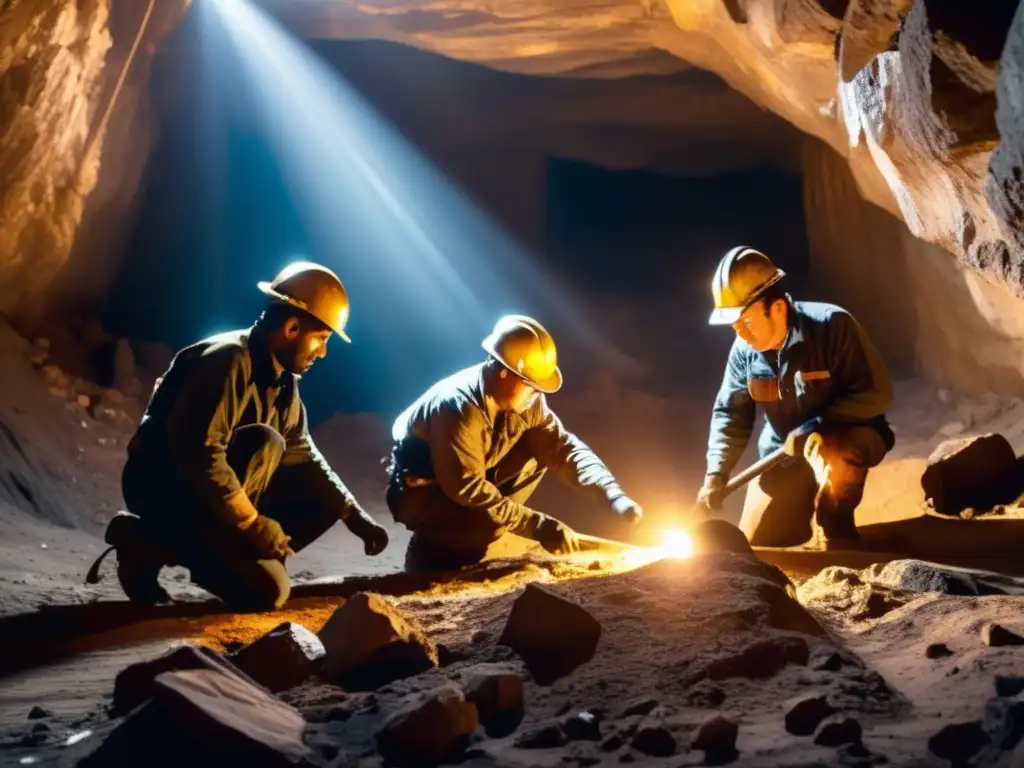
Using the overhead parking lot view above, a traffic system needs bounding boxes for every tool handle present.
[722,446,787,498]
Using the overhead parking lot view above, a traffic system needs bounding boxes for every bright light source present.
[659,528,693,559]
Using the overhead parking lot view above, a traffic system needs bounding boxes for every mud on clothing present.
[121,326,359,609]
[386,363,626,565]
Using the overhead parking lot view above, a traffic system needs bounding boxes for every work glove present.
[695,473,727,515]
[533,514,580,555]
[346,509,390,556]
[243,515,295,559]
[610,495,643,525]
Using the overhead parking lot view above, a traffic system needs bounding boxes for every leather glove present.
[610,495,643,525]
[533,514,580,555]
[346,510,390,556]
[243,515,295,559]
[696,473,727,514]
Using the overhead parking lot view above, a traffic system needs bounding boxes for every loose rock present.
[692,714,739,764]
[85,667,314,766]
[462,665,524,737]
[621,698,659,718]
[514,723,568,749]
[562,710,601,741]
[981,622,1024,647]
[925,643,954,659]
[111,644,261,716]
[376,685,478,767]
[229,621,325,693]
[785,693,835,736]
[996,675,1024,697]
[497,584,602,685]
[927,721,990,763]
[921,433,1017,516]
[27,706,52,720]
[685,681,726,708]
[813,716,863,747]
[630,722,676,757]
[318,592,438,689]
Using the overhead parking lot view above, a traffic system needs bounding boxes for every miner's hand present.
[244,515,295,559]
[535,515,580,555]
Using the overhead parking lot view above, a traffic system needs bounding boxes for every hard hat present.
[257,261,351,342]
[481,314,562,394]
[709,246,786,326]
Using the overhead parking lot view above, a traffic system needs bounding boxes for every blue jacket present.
[706,301,894,477]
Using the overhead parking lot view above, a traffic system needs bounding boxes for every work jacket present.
[125,326,361,523]
[706,300,894,477]
[389,363,626,533]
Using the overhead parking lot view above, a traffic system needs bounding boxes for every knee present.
[229,424,286,466]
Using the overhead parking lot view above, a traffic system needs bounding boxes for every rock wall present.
[258,0,1024,307]
[0,0,189,325]
[804,137,1024,395]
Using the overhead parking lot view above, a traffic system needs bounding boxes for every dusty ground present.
[1,318,1024,766]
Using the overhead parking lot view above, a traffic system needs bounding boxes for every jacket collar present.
[247,325,291,389]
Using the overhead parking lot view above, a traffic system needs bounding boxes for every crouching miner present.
[387,315,643,572]
[87,262,389,609]
[695,247,896,550]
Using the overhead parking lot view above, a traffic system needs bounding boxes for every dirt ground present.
[2,318,1024,766]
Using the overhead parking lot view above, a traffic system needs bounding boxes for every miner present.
[86,261,389,609]
[695,246,895,549]
[386,314,643,572]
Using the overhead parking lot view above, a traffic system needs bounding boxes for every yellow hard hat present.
[481,314,562,394]
[709,246,786,325]
[257,261,352,342]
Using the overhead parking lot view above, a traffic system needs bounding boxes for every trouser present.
[738,424,889,547]
[386,437,547,573]
[121,424,337,610]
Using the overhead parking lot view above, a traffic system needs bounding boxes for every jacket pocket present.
[747,375,779,403]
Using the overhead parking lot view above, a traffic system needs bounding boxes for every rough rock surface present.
[375,684,479,766]
[318,591,438,689]
[252,0,1024,309]
[229,621,326,693]
[0,0,190,322]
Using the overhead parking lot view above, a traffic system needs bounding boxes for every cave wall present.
[0,0,189,325]
[804,136,1024,395]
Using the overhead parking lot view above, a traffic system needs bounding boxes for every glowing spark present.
[659,528,694,560]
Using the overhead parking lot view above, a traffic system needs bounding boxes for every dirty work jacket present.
[125,326,361,525]
[390,363,627,535]
[706,301,894,478]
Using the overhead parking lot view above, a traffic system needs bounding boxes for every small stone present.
[318,592,437,690]
[981,623,1024,647]
[76,394,91,408]
[470,630,490,645]
[48,386,69,398]
[785,693,835,736]
[230,621,325,693]
[376,685,478,766]
[630,724,676,757]
[498,584,602,685]
[814,716,863,747]
[692,714,739,764]
[621,698,659,718]
[514,723,568,749]
[812,651,846,672]
[927,721,990,762]
[27,706,52,720]
[685,681,726,708]
[41,364,67,388]
[925,643,954,659]
[996,675,1024,697]
[562,710,601,741]
[600,734,625,752]
[462,665,524,737]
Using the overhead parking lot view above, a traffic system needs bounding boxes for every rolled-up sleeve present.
[428,406,537,535]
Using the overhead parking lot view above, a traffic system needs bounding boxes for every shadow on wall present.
[803,138,1024,395]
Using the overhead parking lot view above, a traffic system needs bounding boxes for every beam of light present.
[196,0,628,394]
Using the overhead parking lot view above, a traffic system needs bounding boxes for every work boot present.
[86,512,173,604]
